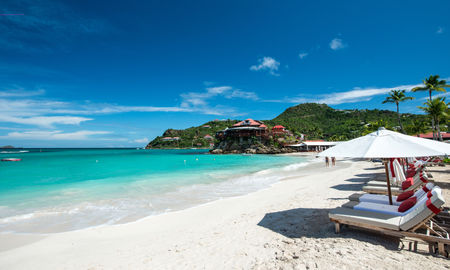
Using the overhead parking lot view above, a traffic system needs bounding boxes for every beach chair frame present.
[330,210,450,256]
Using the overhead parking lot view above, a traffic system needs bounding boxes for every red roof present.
[272,125,285,129]
[418,132,450,139]
[232,118,265,128]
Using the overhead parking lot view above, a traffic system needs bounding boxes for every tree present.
[412,75,449,138]
[382,90,414,133]
[362,119,392,135]
[412,75,450,101]
[405,119,430,137]
[418,97,449,141]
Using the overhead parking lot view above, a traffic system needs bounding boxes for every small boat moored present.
[1,158,22,162]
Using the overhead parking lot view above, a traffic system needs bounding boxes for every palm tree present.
[382,90,414,133]
[418,97,449,141]
[411,75,450,101]
[405,119,430,137]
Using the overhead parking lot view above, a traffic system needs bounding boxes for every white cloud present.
[0,88,45,97]
[437,27,444,34]
[0,115,92,128]
[298,52,308,59]
[250,57,280,76]
[421,92,450,100]
[180,86,258,115]
[1,130,111,140]
[268,83,422,105]
[228,90,259,100]
[134,137,149,144]
[0,85,257,129]
[329,38,346,50]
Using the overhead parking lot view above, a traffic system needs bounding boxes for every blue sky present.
[0,0,449,147]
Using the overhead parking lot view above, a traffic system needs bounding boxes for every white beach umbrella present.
[318,127,450,204]
[318,128,450,158]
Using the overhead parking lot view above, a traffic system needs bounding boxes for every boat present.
[1,158,21,162]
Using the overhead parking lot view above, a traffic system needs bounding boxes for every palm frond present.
[411,86,427,92]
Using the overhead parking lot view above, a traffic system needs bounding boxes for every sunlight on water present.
[0,149,311,233]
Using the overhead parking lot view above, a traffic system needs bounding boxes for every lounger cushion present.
[397,190,414,202]
[400,187,445,231]
[329,207,401,230]
[398,197,417,212]
[401,178,413,190]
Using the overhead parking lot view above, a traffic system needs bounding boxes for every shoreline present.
[0,153,318,236]
[1,160,448,269]
[0,155,322,238]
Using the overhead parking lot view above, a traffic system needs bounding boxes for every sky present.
[0,0,449,147]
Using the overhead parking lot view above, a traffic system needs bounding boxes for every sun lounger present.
[329,187,449,256]
[342,186,438,216]
[365,169,427,187]
[362,172,430,195]
[349,183,434,206]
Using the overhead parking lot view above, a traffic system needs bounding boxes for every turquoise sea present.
[0,149,312,233]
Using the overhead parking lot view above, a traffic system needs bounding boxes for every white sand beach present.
[1,159,449,269]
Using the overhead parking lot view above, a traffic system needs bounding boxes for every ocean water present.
[0,148,312,233]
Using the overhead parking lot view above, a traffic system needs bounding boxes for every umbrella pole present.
[384,159,393,205]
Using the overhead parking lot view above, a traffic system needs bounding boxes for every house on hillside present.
[272,125,287,135]
[215,118,268,143]
[161,137,180,141]
[204,134,214,140]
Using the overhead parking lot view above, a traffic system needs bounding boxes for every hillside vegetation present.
[146,103,430,148]
[146,120,238,149]
[265,103,429,140]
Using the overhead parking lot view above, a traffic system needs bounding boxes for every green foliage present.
[147,119,238,149]
[265,103,426,140]
[362,119,392,135]
[382,89,414,133]
[382,90,414,105]
[418,97,449,140]
[404,119,431,136]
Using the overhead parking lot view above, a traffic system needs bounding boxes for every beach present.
[1,158,449,269]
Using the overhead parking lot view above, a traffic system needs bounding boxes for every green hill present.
[146,103,430,148]
[265,103,428,140]
[146,120,238,149]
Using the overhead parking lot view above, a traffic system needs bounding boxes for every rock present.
[210,149,223,154]
[245,148,257,154]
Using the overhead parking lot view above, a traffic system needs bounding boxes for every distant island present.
[1,145,14,149]
[146,103,429,153]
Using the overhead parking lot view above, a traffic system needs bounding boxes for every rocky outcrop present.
[210,140,295,154]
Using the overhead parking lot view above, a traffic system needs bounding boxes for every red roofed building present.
[216,118,268,142]
[272,125,286,135]
[204,134,214,140]
[232,119,265,127]
[418,132,450,140]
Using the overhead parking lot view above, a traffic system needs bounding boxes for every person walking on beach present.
[331,157,336,166]
[325,156,330,167]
